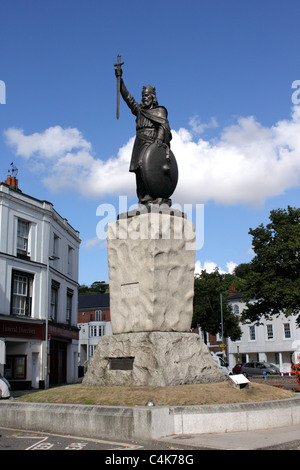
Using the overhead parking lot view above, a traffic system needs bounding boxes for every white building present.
[227,289,300,374]
[0,173,81,390]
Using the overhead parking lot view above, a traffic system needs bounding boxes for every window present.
[53,234,59,256]
[66,290,73,324]
[68,246,74,275]
[11,270,33,316]
[243,362,253,368]
[283,323,291,339]
[90,325,97,337]
[89,324,105,337]
[5,355,26,379]
[233,304,240,315]
[99,325,105,337]
[17,219,30,258]
[89,345,96,357]
[266,324,274,340]
[95,310,102,321]
[249,325,256,341]
[50,280,60,321]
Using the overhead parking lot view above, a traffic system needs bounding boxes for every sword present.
[114,54,124,119]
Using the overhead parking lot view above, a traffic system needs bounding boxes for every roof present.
[227,285,243,302]
[0,182,80,240]
[78,293,110,309]
[227,293,243,301]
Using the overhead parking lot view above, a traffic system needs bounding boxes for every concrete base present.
[83,332,225,386]
[1,397,300,442]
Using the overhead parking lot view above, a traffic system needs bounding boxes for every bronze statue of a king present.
[114,55,178,207]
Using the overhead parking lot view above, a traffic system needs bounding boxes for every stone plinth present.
[83,332,225,386]
[106,212,195,334]
[83,211,224,387]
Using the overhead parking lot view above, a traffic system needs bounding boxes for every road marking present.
[64,442,88,450]
[18,436,54,451]
[0,426,143,449]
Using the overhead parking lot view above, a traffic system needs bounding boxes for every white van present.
[211,354,230,376]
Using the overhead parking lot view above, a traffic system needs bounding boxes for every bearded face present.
[141,90,154,109]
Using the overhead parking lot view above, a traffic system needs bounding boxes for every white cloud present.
[4,106,300,206]
[4,126,91,159]
[82,236,106,250]
[4,125,134,198]
[174,107,300,206]
[188,115,218,135]
[226,261,238,274]
[195,260,237,275]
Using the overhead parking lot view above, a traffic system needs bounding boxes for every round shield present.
[141,143,178,199]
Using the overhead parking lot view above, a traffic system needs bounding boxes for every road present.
[1,426,299,455]
[0,426,195,454]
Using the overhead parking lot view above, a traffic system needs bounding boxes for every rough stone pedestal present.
[83,211,224,386]
[106,212,196,334]
[83,332,225,386]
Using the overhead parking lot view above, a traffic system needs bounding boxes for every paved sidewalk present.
[158,424,300,450]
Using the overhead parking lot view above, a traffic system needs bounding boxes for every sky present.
[1,0,300,286]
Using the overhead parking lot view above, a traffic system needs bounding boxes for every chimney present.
[4,163,19,190]
[229,285,238,297]
[5,175,18,190]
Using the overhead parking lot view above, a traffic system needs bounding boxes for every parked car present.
[231,363,245,374]
[0,374,11,399]
[211,355,230,376]
[241,361,280,377]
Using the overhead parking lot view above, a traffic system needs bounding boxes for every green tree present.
[78,281,109,295]
[241,206,300,325]
[233,263,252,279]
[192,269,242,342]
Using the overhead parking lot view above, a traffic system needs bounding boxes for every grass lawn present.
[16,381,295,407]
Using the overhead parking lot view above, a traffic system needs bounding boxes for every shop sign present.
[49,324,79,340]
[0,319,45,339]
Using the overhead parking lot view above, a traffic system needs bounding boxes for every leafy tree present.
[192,269,242,341]
[78,281,109,295]
[233,263,252,279]
[219,270,247,294]
[241,206,300,325]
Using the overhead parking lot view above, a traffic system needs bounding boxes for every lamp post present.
[45,255,59,389]
[220,289,224,343]
[219,288,227,359]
